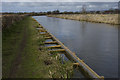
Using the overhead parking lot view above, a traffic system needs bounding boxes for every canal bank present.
[33,18,104,79]
[2,16,73,78]
[33,16,118,78]
[47,14,119,25]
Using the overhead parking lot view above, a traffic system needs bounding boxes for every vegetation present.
[47,14,119,25]
[2,16,73,78]
[81,5,87,14]
[2,14,26,29]
[2,8,119,16]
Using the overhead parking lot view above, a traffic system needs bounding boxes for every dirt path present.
[9,26,27,78]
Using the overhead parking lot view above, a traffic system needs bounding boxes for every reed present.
[48,14,119,25]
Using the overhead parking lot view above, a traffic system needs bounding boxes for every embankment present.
[2,16,73,78]
[2,14,26,29]
[47,14,119,25]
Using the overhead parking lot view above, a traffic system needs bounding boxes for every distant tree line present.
[2,8,119,16]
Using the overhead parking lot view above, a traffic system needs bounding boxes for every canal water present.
[33,16,118,78]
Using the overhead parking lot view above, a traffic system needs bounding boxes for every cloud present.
[2,2,118,12]
[2,0,120,2]
[88,5,96,8]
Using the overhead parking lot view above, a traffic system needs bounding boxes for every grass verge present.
[2,16,73,78]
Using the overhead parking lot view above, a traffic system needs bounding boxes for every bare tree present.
[82,5,87,14]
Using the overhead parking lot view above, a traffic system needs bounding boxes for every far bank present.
[47,14,119,25]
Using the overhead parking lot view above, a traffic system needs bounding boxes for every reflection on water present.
[33,16,118,78]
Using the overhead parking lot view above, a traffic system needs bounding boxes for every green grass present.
[0,29,2,78]
[2,17,28,77]
[2,16,73,78]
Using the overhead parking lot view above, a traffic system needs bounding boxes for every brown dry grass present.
[2,14,26,29]
[48,14,119,25]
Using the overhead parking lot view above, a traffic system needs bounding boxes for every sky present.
[2,0,120,2]
[1,0,119,12]
[2,2,118,12]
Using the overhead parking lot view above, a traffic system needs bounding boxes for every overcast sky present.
[2,2,118,12]
[2,0,120,2]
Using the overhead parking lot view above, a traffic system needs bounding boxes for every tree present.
[47,11,52,14]
[82,5,87,14]
[52,10,60,14]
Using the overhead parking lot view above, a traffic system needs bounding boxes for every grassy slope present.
[2,16,73,78]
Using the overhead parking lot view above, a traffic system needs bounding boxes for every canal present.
[33,16,118,78]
